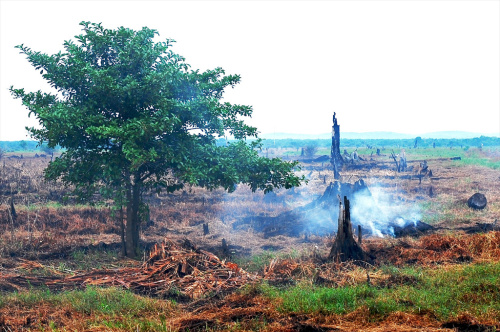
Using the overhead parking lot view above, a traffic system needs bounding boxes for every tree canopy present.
[11,22,304,257]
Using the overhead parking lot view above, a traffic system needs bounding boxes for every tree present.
[19,140,28,151]
[303,144,318,158]
[11,22,304,258]
[414,136,422,149]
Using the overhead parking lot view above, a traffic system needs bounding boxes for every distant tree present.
[304,145,318,158]
[414,137,422,149]
[11,22,304,258]
[40,143,56,155]
[19,140,27,151]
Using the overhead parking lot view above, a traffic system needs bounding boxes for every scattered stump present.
[467,193,487,210]
[389,220,434,237]
[330,112,344,179]
[9,196,17,221]
[328,196,372,263]
[221,238,229,256]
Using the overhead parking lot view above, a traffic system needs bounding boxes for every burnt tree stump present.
[357,225,362,245]
[328,196,371,263]
[9,196,17,222]
[467,193,487,210]
[221,238,229,256]
[330,112,344,180]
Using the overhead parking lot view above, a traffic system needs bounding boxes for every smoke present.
[301,181,423,238]
[226,181,424,239]
[350,185,422,237]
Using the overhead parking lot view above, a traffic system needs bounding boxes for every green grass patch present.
[261,281,376,315]
[258,262,500,322]
[403,147,499,169]
[66,248,121,270]
[67,286,175,331]
[0,286,177,331]
[1,286,173,315]
[64,286,159,315]
[418,199,459,225]
[233,251,278,273]
[234,249,302,273]
[405,147,467,160]
[418,196,491,226]
[1,287,59,307]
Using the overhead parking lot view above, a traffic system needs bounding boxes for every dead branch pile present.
[48,239,257,298]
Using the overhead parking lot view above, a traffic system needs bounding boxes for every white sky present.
[1,0,499,141]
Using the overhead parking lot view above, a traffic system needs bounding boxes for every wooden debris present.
[45,239,257,298]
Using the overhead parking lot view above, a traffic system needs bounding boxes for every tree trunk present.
[329,196,370,263]
[119,206,126,257]
[330,112,343,180]
[125,180,142,258]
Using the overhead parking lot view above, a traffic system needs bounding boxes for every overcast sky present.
[1,0,499,141]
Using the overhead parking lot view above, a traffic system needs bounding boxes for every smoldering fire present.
[229,180,431,239]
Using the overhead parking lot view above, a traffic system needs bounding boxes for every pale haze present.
[1,0,499,141]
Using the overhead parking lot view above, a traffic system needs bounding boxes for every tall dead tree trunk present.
[330,112,343,180]
[329,196,370,263]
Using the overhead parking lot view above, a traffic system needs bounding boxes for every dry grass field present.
[0,147,499,331]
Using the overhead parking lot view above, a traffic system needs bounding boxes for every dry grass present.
[0,150,500,331]
[368,231,500,267]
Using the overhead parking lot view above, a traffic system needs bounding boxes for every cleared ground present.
[0,147,499,331]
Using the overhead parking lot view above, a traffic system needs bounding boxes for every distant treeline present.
[2,136,499,153]
[0,140,59,153]
[218,136,500,150]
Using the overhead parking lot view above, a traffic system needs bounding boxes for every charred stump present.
[221,238,229,256]
[330,112,343,180]
[9,196,17,222]
[328,196,371,263]
[467,193,487,210]
[357,225,362,245]
[390,150,400,172]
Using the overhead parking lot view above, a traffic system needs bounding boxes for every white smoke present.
[224,182,424,239]
[351,185,422,237]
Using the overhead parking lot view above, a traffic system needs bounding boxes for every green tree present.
[303,144,318,158]
[414,136,422,149]
[19,140,28,151]
[40,142,56,154]
[11,22,303,258]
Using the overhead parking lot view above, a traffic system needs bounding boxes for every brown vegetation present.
[0,150,499,331]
